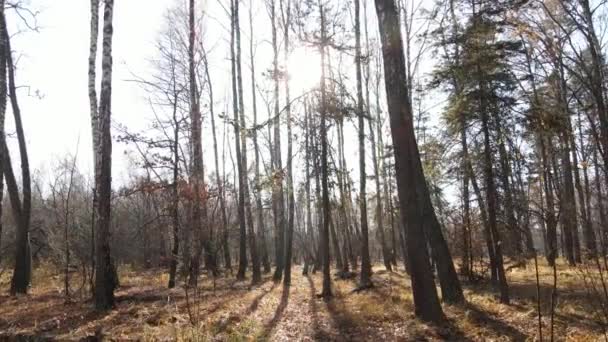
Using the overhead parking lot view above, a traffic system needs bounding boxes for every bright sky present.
[8,0,172,185]
[7,0,442,201]
[7,0,347,190]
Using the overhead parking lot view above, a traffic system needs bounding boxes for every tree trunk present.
[319,4,332,299]
[231,0,248,281]
[269,0,286,282]
[202,45,230,273]
[0,0,6,283]
[249,0,270,274]
[303,101,313,275]
[187,0,212,286]
[478,65,509,304]
[373,0,444,322]
[282,0,295,287]
[234,0,261,285]
[168,93,180,288]
[355,0,372,289]
[92,0,116,309]
[594,147,608,255]
[495,113,521,257]
[467,158,496,283]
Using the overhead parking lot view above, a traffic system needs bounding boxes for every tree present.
[268,0,286,282]
[3,0,33,296]
[373,0,444,322]
[186,0,209,287]
[355,0,373,290]
[319,2,332,299]
[282,0,296,287]
[232,0,248,281]
[92,0,117,310]
[235,0,261,285]
[249,0,270,274]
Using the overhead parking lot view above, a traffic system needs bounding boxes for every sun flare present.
[287,46,322,94]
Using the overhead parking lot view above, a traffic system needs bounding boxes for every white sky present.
[7,0,358,188]
[6,0,444,202]
[9,0,173,185]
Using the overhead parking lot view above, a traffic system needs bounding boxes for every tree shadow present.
[117,288,171,304]
[305,275,329,340]
[460,301,527,341]
[257,285,290,340]
[245,283,277,315]
[324,294,365,340]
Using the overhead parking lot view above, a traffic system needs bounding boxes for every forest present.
[0,0,608,340]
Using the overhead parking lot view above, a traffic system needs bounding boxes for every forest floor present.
[0,260,605,341]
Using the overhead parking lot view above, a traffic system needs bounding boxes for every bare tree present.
[92,0,117,310]
[2,1,33,296]
[355,0,373,290]
[373,0,444,322]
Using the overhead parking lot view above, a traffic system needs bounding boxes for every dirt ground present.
[0,260,605,341]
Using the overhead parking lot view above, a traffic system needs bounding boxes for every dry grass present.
[0,259,605,341]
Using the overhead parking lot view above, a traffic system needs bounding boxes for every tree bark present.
[282,0,296,287]
[270,0,286,282]
[202,44,230,273]
[373,0,444,322]
[250,0,270,274]
[168,92,180,288]
[93,0,116,309]
[319,4,332,299]
[231,0,248,281]
[234,0,261,285]
[355,0,373,289]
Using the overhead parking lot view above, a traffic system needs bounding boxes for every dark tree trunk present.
[594,147,608,255]
[202,45,230,273]
[373,0,445,322]
[355,0,372,289]
[282,0,295,287]
[303,102,313,275]
[467,158,496,283]
[0,0,7,285]
[167,95,180,288]
[234,0,261,285]
[249,0,270,274]
[2,6,32,296]
[478,68,509,304]
[495,113,521,257]
[269,0,285,282]
[93,0,116,309]
[231,0,248,281]
[319,4,332,299]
